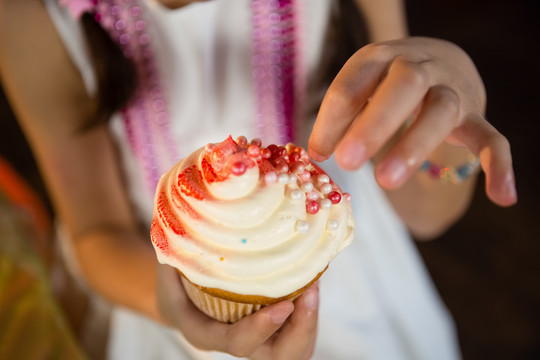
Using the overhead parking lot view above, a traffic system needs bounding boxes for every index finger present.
[308,45,388,161]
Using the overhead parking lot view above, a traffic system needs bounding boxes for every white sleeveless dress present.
[44,0,461,359]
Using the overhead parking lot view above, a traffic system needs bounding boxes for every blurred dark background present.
[1,0,539,359]
[407,0,540,359]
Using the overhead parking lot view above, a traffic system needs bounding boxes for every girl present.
[0,0,516,359]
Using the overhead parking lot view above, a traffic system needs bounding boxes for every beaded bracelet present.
[419,153,479,184]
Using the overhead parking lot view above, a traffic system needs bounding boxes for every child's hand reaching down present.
[309,37,516,208]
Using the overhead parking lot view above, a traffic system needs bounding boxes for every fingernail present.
[377,158,408,188]
[303,287,319,311]
[336,141,366,169]
[504,173,518,203]
[270,304,292,324]
[309,150,328,162]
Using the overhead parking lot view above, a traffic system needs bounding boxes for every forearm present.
[72,226,162,322]
[353,0,408,41]
[383,143,478,240]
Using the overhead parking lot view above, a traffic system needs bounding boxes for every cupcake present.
[150,135,354,323]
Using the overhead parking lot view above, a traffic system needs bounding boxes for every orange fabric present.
[0,157,86,359]
[0,156,51,238]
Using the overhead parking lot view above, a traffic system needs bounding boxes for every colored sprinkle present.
[301,181,314,192]
[317,174,330,184]
[296,220,310,233]
[261,147,272,159]
[278,173,290,184]
[307,190,319,201]
[306,200,320,215]
[320,198,332,210]
[231,161,247,175]
[241,238,247,244]
[327,219,339,231]
[264,171,278,185]
[236,135,248,146]
[320,183,333,194]
[327,191,342,204]
[220,257,224,261]
[247,144,261,157]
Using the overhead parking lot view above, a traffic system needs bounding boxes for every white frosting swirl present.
[151,138,354,298]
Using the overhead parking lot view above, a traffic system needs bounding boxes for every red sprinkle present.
[236,136,248,147]
[231,161,247,175]
[267,144,278,154]
[327,191,342,204]
[277,146,287,157]
[289,151,301,163]
[261,148,272,159]
[273,157,287,168]
[306,200,320,215]
[247,144,261,157]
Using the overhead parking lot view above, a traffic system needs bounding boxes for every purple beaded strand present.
[62,0,303,198]
[95,0,177,195]
[252,0,300,145]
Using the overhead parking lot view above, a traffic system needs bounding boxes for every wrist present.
[72,225,160,320]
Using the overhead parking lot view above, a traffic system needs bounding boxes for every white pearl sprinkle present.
[289,189,303,200]
[320,183,332,194]
[299,171,311,182]
[289,173,298,184]
[264,171,278,185]
[320,198,332,210]
[296,220,310,233]
[307,191,319,201]
[278,173,290,184]
[327,219,339,231]
[300,181,314,192]
[277,164,289,173]
[317,174,330,184]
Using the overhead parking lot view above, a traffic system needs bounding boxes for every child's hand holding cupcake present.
[157,262,319,359]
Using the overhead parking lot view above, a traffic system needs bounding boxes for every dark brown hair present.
[80,0,368,129]
[306,0,369,117]
[79,13,137,130]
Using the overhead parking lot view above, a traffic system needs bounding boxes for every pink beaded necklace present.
[61,0,302,197]
[252,0,301,145]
